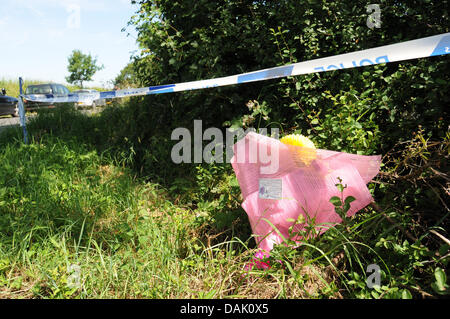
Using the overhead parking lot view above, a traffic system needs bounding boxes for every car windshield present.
[26,85,52,95]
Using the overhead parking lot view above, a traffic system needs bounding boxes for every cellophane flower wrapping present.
[231,132,381,252]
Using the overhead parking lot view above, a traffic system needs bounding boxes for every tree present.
[66,50,104,88]
[114,62,141,89]
[128,0,449,147]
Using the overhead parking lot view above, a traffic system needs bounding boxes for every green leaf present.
[343,203,350,213]
[335,207,344,217]
[401,289,412,299]
[336,183,345,192]
[329,196,342,206]
[434,268,447,291]
[344,196,356,205]
[373,285,382,293]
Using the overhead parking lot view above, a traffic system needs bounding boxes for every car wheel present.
[12,105,19,117]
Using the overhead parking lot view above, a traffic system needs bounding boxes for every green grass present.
[0,119,322,298]
[0,78,107,98]
[0,105,448,299]
[0,134,245,298]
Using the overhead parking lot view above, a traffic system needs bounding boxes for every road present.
[0,116,22,135]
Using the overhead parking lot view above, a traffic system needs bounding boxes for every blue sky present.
[0,0,140,88]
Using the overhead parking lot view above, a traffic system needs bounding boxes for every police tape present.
[22,32,450,104]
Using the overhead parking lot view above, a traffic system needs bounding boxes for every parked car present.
[0,88,19,117]
[72,89,106,108]
[23,83,71,109]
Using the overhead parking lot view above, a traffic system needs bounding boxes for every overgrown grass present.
[0,109,329,298]
[0,105,448,299]
[0,133,251,298]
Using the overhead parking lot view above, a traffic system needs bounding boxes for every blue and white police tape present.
[23,32,450,104]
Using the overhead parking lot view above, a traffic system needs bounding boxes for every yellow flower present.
[280,134,316,149]
[280,134,317,166]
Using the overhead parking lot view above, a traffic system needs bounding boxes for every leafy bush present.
[120,0,449,298]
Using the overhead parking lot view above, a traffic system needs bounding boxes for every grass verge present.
[0,105,448,299]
